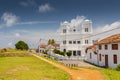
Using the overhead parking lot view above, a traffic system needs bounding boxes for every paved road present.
[32,54,104,80]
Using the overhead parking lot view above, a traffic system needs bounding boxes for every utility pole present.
[39,38,42,53]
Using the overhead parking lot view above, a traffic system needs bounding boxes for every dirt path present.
[32,54,104,80]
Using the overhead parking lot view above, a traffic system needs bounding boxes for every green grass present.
[99,68,120,80]
[85,67,120,80]
[76,64,120,80]
[0,56,70,80]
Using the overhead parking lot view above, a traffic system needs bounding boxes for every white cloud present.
[20,2,28,7]
[1,12,18,27]
[0,29,59,48]
[38,3,53,13]
[8,42,13,46]
[70,16,85,27]
[93,21,120,41]
[20,0,37,7]
[16,21,57,25]
[15,33,20,37]
[0,12,56,28]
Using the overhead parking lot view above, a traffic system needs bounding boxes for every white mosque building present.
[58,16,93,59]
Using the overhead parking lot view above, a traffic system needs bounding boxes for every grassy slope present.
[99,68,120,80]
[86,67,120,80]
[0,56,70,80]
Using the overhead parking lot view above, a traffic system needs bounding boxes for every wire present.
[39,25,120,42]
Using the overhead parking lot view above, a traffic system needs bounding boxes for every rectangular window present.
[69,41,72,44]
[113,55,117,64]
[77,41,81,44]
[112,44,118,50]
[99,45,102,50]
[73,41,76,44]
[73,51,76,56]
[63,29,66,33]
[99,54,101,61]
[105,44,108,50]
[63,40,66,44]
[85,28,88,32]
[85,40,88,44]
[90,53,92,59]
[77,51,81,56]
[63,49,66,52]
[87,40,88,44]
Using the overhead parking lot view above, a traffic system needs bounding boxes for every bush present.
[116,64,120,71]
[53,49,65,56]
[0,48,7,53]
[66,51,72,58]
[60,51,65,56]
[53,49,60,54]
[15,41,29,50]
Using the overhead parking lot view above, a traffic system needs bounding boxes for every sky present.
[0,0,120,48]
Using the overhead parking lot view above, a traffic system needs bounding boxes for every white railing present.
[47,50,85,61]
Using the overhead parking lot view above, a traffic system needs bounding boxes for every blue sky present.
[0,0,120,48]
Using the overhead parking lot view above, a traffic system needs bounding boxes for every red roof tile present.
[40,43,47,48]
[95,33,120,45]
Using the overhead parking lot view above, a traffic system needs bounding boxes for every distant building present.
[86,33,120,68]
[58,16,93,59]
[38,43,60,53]
[38,43,47,53]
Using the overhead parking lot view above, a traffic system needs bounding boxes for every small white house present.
[86,33,120,68]
[46,44,60,50]
[38,43,47,53]
[85,45,98,65]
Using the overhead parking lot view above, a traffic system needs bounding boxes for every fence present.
[47,50,85,61]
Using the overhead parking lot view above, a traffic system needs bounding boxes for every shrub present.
[60,51,65,56]
[116,64,120,71]
[66,51,72,58]
[53,49,60,54]
[53,49,65,56]
[0,48,7,52]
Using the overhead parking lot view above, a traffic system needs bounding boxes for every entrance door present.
[105,55,108,68]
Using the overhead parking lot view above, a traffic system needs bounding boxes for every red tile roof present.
[95,33,120,45]
[40,43,47,48]
[86,45,96,53]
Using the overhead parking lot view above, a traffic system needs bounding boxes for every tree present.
[66,51,72,58]
[15,41,29,50]
[51,39,55,45]
[48,39,56,45]
[48,39,51,45]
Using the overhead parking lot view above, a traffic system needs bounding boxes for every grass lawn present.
[0,56,70,80]
[99,68,120,80]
